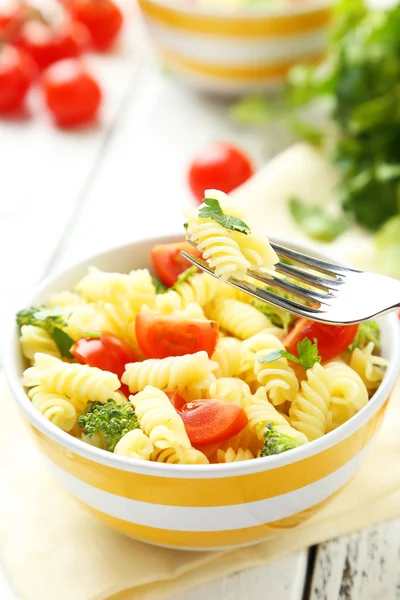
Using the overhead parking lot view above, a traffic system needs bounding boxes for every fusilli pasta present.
[253,335,299,406]
[28,386,77,431]
[122,351,217,394]
[131,386,191,450]
[20,325,60,361]
[212,337,242,378]
[209,377,251,405]
[23,353,121,404]
[114,429,154,460]
[205,298,271,340]
[185,189,277,280]
[349,342,387,393]
[289,363,332,441]
[151,447,209,464]
[216,447,256,463]
[155,273,219,314]
[324,361,369,431]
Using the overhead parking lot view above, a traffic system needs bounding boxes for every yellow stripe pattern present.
[30,398,388,507]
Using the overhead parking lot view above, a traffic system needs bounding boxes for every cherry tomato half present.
[284,318,359,363]
[165,391,187,410]
[135,313,219,359]
[151,241,202,287]
[17,19,88,70]
[0,45,35,113]
[71,331,138,378]
[0,2,27,42]
[188,141,254,204]
[178,399,248,446]
[41,59,102,128]
[65,0,123,51]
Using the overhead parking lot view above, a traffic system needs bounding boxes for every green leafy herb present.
[173,266,198,288]
[258,338,321,370]
[84,332,101,339]
[375,215,400,278]
[233,2,400,233]
[16,305,75,358]
[78,399,139,452]
[349,321,380,351]
[251,298,295,333]
[152,276,168,294]
[289,197,349,242]
[260,423,305,456]
[199,197,251,235]
[183,222,188,233]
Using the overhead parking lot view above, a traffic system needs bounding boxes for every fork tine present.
[181,251,327,318]
[274,262,345,291]
[248,270,335,305]
[229,278,324,318]
[271,242,355,277]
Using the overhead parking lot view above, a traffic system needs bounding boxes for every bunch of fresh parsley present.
[233,1,400,253]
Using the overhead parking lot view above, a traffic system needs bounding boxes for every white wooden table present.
[0,2,399,598]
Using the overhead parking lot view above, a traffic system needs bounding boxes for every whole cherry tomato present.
[188,142,254,204]
[0,44,35,113]
[40,58,102,128]
[65,0,123,51]
[17,19,88,70]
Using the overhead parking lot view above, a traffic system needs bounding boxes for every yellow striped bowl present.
[5,235,400,551]
[137,0,334,94]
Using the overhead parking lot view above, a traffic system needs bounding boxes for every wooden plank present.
[167,552,309,600]
[0,0,145,319]
[309,519,400,600]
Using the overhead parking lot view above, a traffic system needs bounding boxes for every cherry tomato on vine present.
[188,142,254,203]
[178,400,248,446]
[65,0,123,51]
[40,59,102,128]
[0,44,35,113]
[284,319,359,363]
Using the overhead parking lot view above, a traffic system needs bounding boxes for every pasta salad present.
[17,194,387,465]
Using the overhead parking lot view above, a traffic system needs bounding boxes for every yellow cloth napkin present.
[1,143,397,600]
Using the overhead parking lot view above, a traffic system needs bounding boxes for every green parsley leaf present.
[183,222,188,233]
[258,338,321,370]
[296,338,322,370]
[289,198,349,242]
[84,332,102,339]
[52,328,74,359]
[199,197,251,235]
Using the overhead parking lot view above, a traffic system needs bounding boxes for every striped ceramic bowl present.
[5,235,400,551]
[137,0,334,94]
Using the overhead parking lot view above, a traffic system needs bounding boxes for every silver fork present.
[181,241,400,325]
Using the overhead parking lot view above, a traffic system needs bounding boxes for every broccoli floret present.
[260,422,304,457]
[78,399,139,452]
[349,321,380,351]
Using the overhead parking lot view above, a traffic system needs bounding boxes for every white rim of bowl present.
[139,0,334,19]
[4,233,400,477]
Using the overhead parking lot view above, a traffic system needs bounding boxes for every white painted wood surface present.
[0,1,398,599]
[0,3,306,599]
